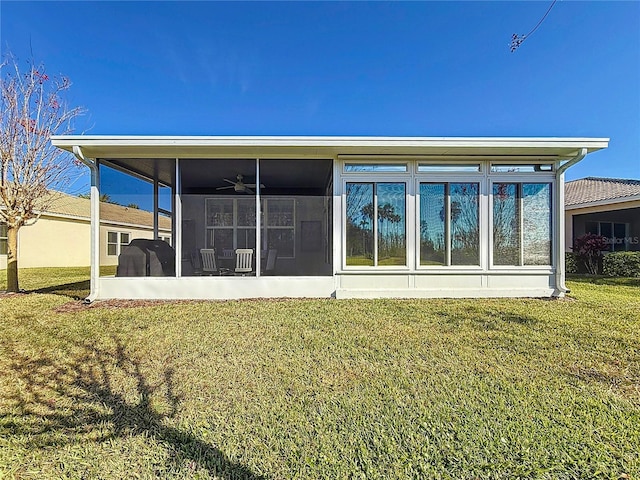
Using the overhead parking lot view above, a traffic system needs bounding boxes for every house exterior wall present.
[0,216,171,271]
[565,199,640,251]
[15,215,90,268]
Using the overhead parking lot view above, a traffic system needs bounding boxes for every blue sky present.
[2,0,639,192]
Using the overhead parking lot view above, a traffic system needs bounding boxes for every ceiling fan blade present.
[223,178,236,185]
[244,186,255,194]
[244,183,265,188]
[216,185,234,190]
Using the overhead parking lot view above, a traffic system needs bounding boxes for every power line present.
[511,0,558,52]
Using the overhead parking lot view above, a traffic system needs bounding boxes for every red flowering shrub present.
[573,233,609,275]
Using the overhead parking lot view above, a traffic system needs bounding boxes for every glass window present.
[346,183,374,266]
[493,183,519,265]
[419,183,479,266]
[492,183,551,266]
[206,199,233,227]
[450,183,480,265]
[590,222,629,252]
[345,182,406,267]
[418,164,481,173]
[377,183,406,266]
[236,198,256,226]
[107,231,118,256]
[107,231,130,256]
[344,163,407,173]
[0,223,7,255]
[613,223,627,251]
[205,198,256,253]
[267,199,294,227]
[419,184,445,265]
[491,164,553,173]
[205,197,294,257]
[523,183,551,265]
[585,221,599,235]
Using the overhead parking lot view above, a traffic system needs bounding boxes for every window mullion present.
[445,183,451,266]
[519,184,524,266]
[373,184,379,267]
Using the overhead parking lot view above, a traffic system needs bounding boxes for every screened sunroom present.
[50,136,608,301]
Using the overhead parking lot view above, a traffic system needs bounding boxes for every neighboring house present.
[565,177,640,252]
[51,135,608,301]
[0,190,171,270]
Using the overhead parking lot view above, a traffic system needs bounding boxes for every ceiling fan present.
[216,174,264,194]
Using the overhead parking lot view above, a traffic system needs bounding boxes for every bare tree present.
[0,53,85,292]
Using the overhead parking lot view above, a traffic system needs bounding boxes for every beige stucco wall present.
[16,216,91,268]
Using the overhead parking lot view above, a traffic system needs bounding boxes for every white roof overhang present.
[51,136,609,160]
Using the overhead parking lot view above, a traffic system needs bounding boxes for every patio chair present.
[264,248,278,275]
[190,250,203,275]
[199,248,220,275]
[234,248,254,276]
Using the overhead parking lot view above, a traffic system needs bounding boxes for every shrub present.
[565,252,580,274]
[573,233,609,275]
[602,251,640,277]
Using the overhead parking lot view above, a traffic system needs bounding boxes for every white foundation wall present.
[335,272,557,298]
[97,276,337,300]
[94,272,558,300]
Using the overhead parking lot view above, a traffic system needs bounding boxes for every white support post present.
[556,168,566,292]
[333,159,341,275]
[175,158,182,277]
[153,175,159,239]
[255,158,261,277]
[445,183,451,266]
[91,160,101,293]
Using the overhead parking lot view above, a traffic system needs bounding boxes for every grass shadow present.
[2,336,266,479]
[32,280,90,299]
[434,304,538,330]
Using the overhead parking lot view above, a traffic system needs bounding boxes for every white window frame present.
[415,177,484,270]
[205,197,296,258]
[106,231,131,256]
[342,175,411,270]
[488,176,555,269]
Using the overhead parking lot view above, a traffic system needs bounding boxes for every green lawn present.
[0,269,638,479]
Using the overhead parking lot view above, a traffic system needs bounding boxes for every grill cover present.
[116,239,175,277]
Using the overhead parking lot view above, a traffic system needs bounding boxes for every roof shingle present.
[565,177,640,207]
[44,191,171,229]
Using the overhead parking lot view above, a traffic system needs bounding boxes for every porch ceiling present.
[52,136,609,160]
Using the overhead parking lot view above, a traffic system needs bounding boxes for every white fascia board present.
[51,135,610,159]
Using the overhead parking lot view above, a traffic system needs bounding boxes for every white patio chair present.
[234,248,254,275]
[199,248,220,275]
